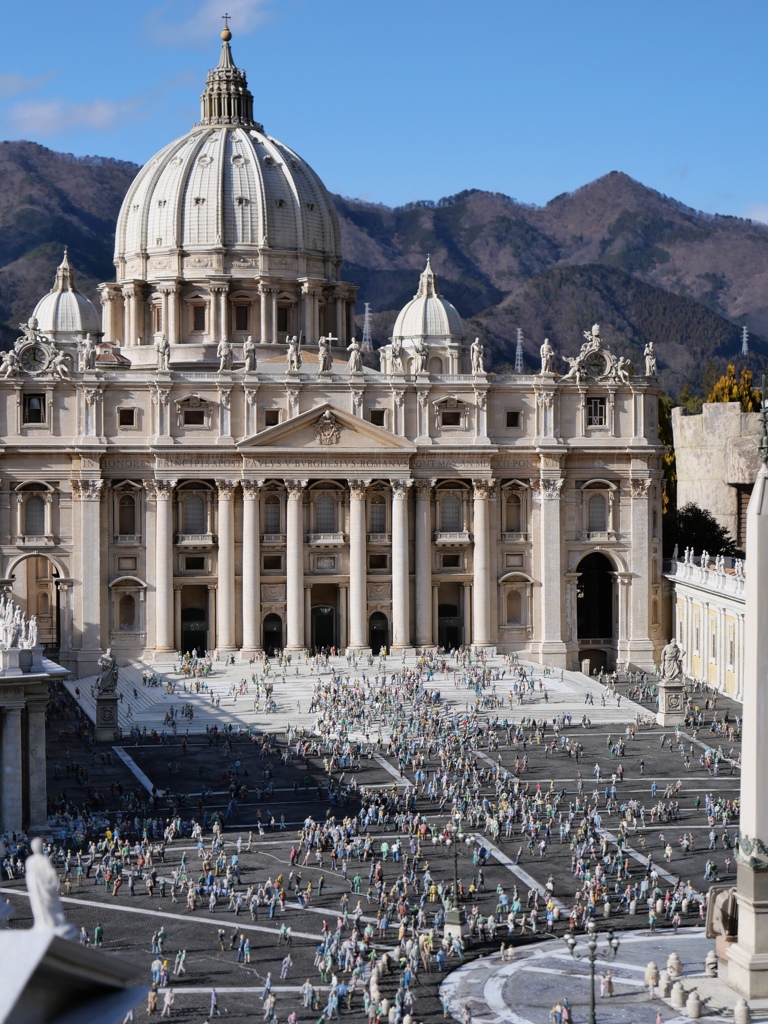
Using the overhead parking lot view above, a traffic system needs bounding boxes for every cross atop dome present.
[415,255,440,299]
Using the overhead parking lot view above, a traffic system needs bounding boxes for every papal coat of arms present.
[314,410,341,446]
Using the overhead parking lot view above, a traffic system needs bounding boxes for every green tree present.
[677,381,702,415]
[705,364,761,411]
[658,394,676,513]
[663,502,738,558]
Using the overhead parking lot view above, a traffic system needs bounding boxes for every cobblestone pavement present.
[3,653,741,1022]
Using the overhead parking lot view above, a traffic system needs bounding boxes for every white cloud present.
[0,72,47,99]
[149,0,271,45]
[8,98,140,137]
[745,203,768,224]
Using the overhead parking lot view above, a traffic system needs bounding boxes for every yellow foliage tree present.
[705,364,761,412]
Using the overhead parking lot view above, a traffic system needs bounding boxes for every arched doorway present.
[263,613,283,655]
[9,554,60,650]
[311,604,336,651]
[438,604,461,651]
[576,553,614,640]
[369,612,388,654]
[181,606,207,656]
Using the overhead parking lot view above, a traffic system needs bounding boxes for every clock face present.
[19,345,48,374]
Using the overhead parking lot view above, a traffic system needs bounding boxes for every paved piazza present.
[2,651,744,1022]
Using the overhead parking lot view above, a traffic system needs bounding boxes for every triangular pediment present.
[237,403,416,451]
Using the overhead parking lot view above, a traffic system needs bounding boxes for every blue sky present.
[1,0,767,219]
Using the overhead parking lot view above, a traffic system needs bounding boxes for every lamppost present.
[443,826,472,939]
[564,920,620,1024]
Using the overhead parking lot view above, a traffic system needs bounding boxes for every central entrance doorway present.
[263,613,283,655]
[311,604,336,651]
[438,604,461,651]
[181,607,207,656]
[369,612,389,654]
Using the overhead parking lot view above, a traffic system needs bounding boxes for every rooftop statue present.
[26,837,77,938]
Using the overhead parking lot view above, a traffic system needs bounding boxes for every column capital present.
[533,477,563,500]
[145,479,176,501]
[242,480,263,499]
[216,479,238,499]
[348,480,370,500]
[286,480,307,499]
[472,479,495,500]
[390,479,412,499]
[414,480,435,499]
[71,479,106,501]
[629,478,652,498]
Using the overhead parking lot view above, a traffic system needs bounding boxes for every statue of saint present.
[390,339,404,373]
[318,335,332,373]
[97,647,119,696]
[156,334,170,371]
[216,339,232,372]
[471,337,485,374]
[286,336,301,372]
[413,338,428,374]
[242,335,257,373]
[660,638,684,683]
[26,614,38,648]
[644,341,657,377]
[83,333,97,370]
[26,837,76,937]
[347,337,363,373]
[1,350,20,379]
[540,338,555,374]
[50,351,71,379]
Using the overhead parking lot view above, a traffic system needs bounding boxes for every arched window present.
[119,594,136,630]
[369,495,386,533]
[315,494,335,533]
[25,496,45,537]
[183,495,205,534]
[118,494,136,535]
[441,494,461,531]
[263,495,280,534]
[507,590,523,624]
[38,592,50,616]
[506,493,522,532]
[428,356,443,374]
[587,494,606,532]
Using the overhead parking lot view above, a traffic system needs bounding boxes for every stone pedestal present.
[657,680,686,726]
[443,905,467,942]
[95,694,119,742]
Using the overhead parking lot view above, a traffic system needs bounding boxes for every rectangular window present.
[442,554,461,568]
[711,629,717,659]
[441,411,462,427]
[154,306,163,333]
[263,554,282,571]
[369,554,388,570]
[264,409,280,427]
[276,307,288,333]
[192,305,206,332]
[23,394,46,425]
[185,556,205,572]
[183,409,206,426]
[118,408,136,427]
[506,410,521,428]
[117,556,138,571]
[587,397,607,427]
[234,305,249,332]
[370,410,386,427]
[729,627,735,667]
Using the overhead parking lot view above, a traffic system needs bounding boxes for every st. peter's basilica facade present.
[1,28,665,677]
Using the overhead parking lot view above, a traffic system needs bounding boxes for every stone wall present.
[673,403,761,539]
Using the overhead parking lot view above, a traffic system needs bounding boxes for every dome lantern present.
[197,25,263,132]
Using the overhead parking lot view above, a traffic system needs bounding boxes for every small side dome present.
[33,249,101,342]
[391,258,464,343]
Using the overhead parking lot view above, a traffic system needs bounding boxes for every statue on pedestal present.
[216,339,232,372]
[242,335,257,373]
[471,337,485,374]
[413,338,428,374]
[96,648,118,695]
[156,334,170,371]
[644,341,657,377]
[347,337,363,373]
[286,336,301,372]
[390,339,404,373]
[660,638,684,682]
[318,335,332,373]
[540,337,555,374]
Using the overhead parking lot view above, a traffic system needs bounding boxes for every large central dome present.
[102,26,357,356]
[114,29,342,283]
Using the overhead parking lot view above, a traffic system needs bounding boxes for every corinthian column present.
[414,481,434,647]
[536,473,567,667]
[285,481,306,650]
[2,705,23,833]
[391,480,412,650]
[472,480,493,646]
[348,480,369,649]
[149,480,175,651]
[216,481,237,650]
[242,482,262,650]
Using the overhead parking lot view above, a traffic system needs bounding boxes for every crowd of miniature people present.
[0,654,742,1022]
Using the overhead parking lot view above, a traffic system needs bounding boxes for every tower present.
[742,325,749,357]
[361,302,373,351]
[514,328,524,373]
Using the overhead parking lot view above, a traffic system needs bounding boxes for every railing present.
[366,533,391,545]
[433,530,471,546]
[500,532,529,543]
[306,532,345,547]
[114,534,142,545]
[175,533,215,547]
[260,533,286,545]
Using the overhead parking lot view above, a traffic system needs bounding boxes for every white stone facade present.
[0,32,665,677]
[665,557,745,699]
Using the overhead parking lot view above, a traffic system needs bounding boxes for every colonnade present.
[0,695,47,833]
[147,477,493,655]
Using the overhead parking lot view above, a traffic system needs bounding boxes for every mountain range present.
[2,139,767,396]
